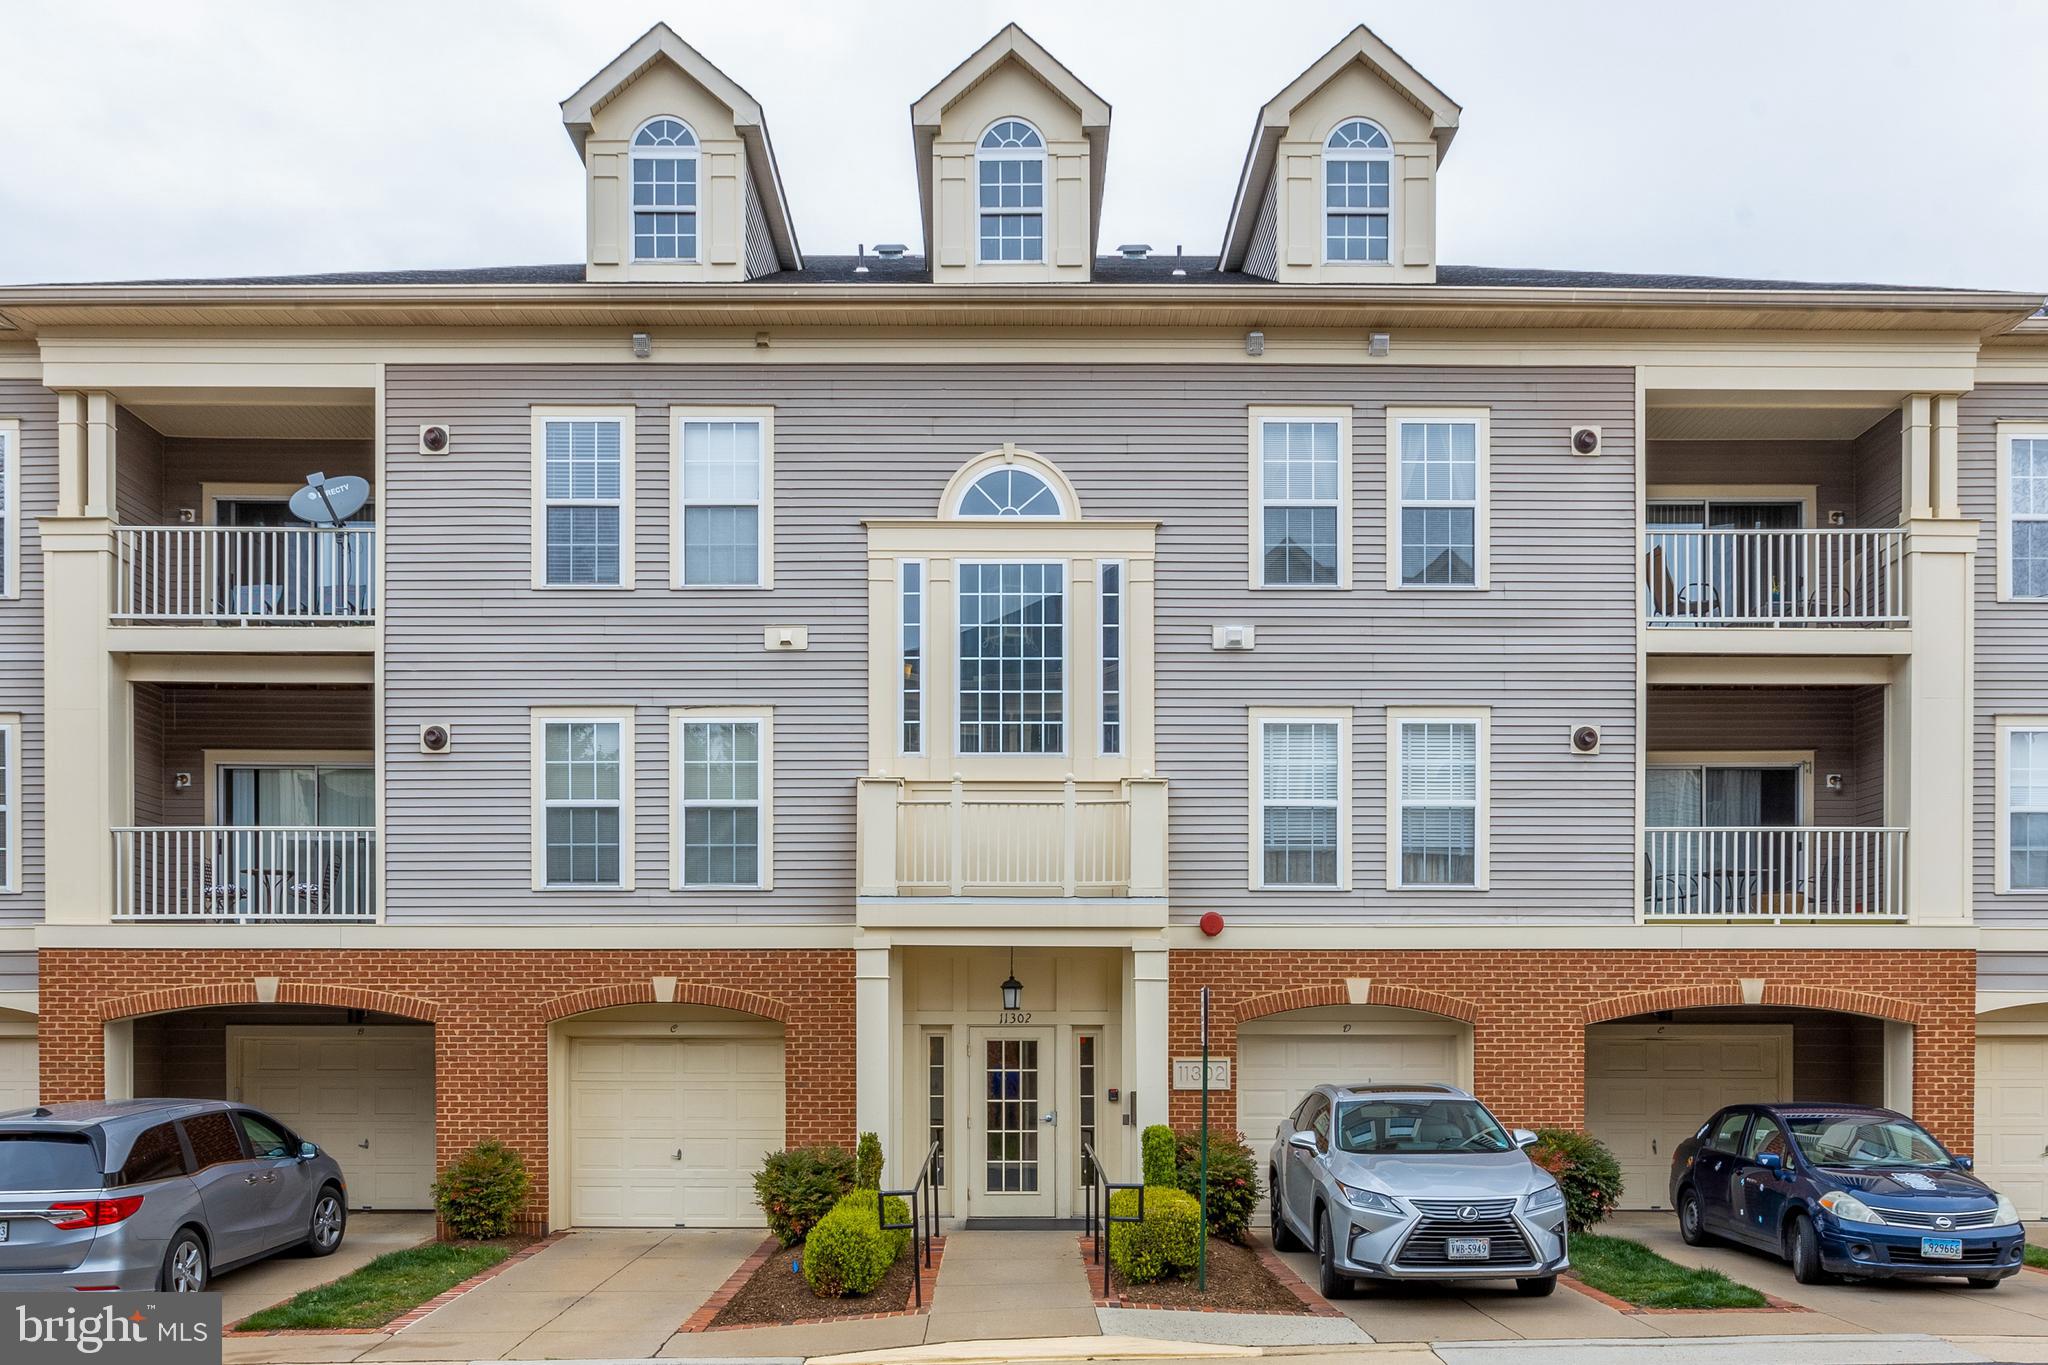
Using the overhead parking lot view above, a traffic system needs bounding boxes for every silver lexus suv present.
[0,1099,349,1291]
[1268,1083,1569,1298]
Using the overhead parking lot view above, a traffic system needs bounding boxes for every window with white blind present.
[1389,709,1489,890]
[1252,407,1351,588]
[2001,425,2048,601]
[1252,711,1348,889]
[2002,720,2048,892]
[1390,411,1488,589]
[533,712,630,889]
[675,409,772,587]
[532,409,633,588]
[674,711,771,890]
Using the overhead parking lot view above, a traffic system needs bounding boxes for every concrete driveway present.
[219,1212,435,1327]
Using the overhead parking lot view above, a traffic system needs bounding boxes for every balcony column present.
[854,943,897,1179]
[1892,519,1979,924]
[1130,944,1169,1135]
[1932,394,1962,520]
[1902,394,1934,520]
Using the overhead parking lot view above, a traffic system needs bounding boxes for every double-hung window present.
[1252,710,1348,889]
[2002,719,2048,892]
[1390,708,1488,889]
[958,561,1064,754]
[1253,408,1349,588]
[675,710,770,889]
[631,117,699,261]
[901,562,924,754]
[534,409,632,588]
[535,712,630,889]
[675,409,771,587]
[1324,119,1392,263]
[977,119,1045,263]
[2001,424,2048,600]
[1389,409,1488,589]
[1099,561,1123,755]
[0,418,15,598]
[0,713,16,893]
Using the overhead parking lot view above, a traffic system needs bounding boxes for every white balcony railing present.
[1642,826,1907,920]
[112,826,377,921]
[1645,528,1906,626]
[113,526,376,623]
[858,777,1168,898]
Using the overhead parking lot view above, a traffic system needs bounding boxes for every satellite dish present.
[288,472,371,527]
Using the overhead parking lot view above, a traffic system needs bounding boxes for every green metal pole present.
[1199,1021,1210,1291]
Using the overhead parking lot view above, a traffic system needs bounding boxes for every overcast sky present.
[3,0,2044,290]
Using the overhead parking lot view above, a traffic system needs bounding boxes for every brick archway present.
[539,981,791,1024]
[1228,981,1480,1025]
[95,982,439,1024]
[1760,983,1920,1025]
[1582,984,1743,1024]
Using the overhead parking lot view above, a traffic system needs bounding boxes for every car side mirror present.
[1954,1155,1974,1171]
[1757,1152,1783,1171]
[1287,1131,1319,1154]
[1512,1129,1539,1149]
[298,1141,319,1160]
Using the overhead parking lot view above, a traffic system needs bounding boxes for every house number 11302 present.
[997,1011,1033,1025]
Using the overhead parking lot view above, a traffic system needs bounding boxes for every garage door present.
[1586,1027,1790,1210]
[232,1027,435,1211]
[1238,1020,1464,1160]
[1977,1033,2048,1219]
[0,1034,37,1110]
[567,1035,784,1228]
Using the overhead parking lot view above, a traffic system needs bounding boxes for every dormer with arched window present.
[912,25,1110,283]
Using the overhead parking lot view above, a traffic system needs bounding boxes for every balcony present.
[113,526,376,624]
[1641,826,1906,921]
[111,825,376,921]
[1645,528,1905,629]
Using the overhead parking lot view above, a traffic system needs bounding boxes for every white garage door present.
[1586,1027,1790,1210]
[1238,1019,1465,1161]
[567,1035,784,1228]
[1977,1033,2048,1219]
[232,1027,435,1211]
[0,1034,37,1110]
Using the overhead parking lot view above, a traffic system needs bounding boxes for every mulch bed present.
[1079,1234,1337,1316]
[683,1235,946,1332]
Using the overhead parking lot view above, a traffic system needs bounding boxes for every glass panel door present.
[217,764,373,918]
[967,1027,1056,1216]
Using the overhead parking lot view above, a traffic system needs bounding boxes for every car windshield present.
[0,1132,104,1190]
[1784,1114,1951,1169]
[1333,1099,1514,1154]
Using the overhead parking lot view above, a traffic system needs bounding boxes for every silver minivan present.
[0,1099,349,1291]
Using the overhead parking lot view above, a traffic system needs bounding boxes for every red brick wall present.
[1166,948,1977,1152]
[37,949,855,1231]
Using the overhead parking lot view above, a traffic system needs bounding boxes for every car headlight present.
[1525,1183,1566,1215]
[1995,1194,2020,1226]
[1334,1180,1401,1215]
[1818,1191,1884,1225]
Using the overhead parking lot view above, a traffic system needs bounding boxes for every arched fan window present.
[957,466,1063,517]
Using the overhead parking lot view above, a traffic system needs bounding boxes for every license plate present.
[1447,1237,1491,1261]
[1920,1237,1963,1260]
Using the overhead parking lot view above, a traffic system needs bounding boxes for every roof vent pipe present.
[854,243,868,274]
[1172,244,1187,278]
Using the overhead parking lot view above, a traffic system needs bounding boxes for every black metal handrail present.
[878,1140,943,1307]
[1080,1141,1144,1301]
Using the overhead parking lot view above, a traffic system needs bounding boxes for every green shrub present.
[1530,1128,1624,1234]
[802,1189,910,1297]
[855,1132,884,1190]
[1170,1129,1262,1243]
[1140,1124,1177,1187]
[431,1140,531,1240]
[1106,1185,1203,1284]
[754,1146,856,1247]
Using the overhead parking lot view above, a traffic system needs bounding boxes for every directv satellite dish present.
[288,472,371,528]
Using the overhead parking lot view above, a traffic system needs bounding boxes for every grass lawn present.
[1569,1233,1769,1310]
[234,1241,514,1331]
[2026,1243,2048,1269]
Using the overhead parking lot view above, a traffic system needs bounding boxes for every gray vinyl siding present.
[1244,173,1279,280]
[1647,439,1880,527]
[0,380,52,924]
[743,171,777,280]
[1980,951,2048,994]
[1853,411,1904,527]
[115,408,164,524]
[1964,384,2048,923]
[161,437,374,520]
[383,362,1637,925]
[129,683,373,825]
[0,949,33,994]
[1645,686,1885,827]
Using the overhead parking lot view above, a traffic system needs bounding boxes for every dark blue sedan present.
[1668,1103,2024,1286]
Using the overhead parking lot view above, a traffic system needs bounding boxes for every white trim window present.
[1324,119,1392,263]
[1255,409,1349,587]
[537,412,629,587]
[676,409,770,587]
[958,466,1063,517]
[632,117,699,261]
[2005,426,2048,600]
[0,714,17,893]
[958,560,1065,755]
[0,419,15,598]
[537,714,629,889]
[901,561,925,754]
[2008,724,2048,891]
[676,711,770,890]
[1100,560,1123,755]
[1255,714,1346,889]
[1391,710,1488,890]
[1390,409,1489,589]
[977,119,1045,263]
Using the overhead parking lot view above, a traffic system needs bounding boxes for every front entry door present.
[968,1028,1057,1217]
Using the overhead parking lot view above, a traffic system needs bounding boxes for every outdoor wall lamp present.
[1000,948,1023,1011]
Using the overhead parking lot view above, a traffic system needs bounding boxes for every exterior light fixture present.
[1245,330,1265,357]
[630,332,652,359]
[1000,948,1023,1012]
[1368,332,1392,357]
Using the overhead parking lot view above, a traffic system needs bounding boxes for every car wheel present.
[1677,1187,1712,1247]
[1787,1213,1832,1285]
[160,1228,208,1293]
[304,1186,347,1257]
[1516,1275,1557,1297]
[1269,1175,1303,1252]
[1967,1276,2004,1290]
[1315,1208,1351,1300]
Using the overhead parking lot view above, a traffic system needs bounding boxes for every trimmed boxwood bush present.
[754,1146,856,1247]
[431,1140,531,1240]
[855,1131,884,1190]
[1170,1129,1262,1243]
[1107,1185,1203,1284]
[802,1188,910,1297]
[1530,1128,1624,1233]
[1140,1124,1177,1186]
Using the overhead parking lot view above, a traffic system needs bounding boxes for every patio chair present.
[1645,545,1719,619]
[198,860,245,916]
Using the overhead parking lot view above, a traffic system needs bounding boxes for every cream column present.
[1894,518,1978,924]
[1933,394,1962,521]
[855,943,896,1180]
[1131,944,1169,1134]
[1903,395,1934,520]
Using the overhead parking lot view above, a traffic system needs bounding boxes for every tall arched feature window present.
[1324,118,1392,263]
[957,466,1063,517]
[632,117,699,261]
[977,119,1045,263]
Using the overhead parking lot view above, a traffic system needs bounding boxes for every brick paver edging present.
[225,1233,564,1338]
[1076,1234,1341,1316]
[1561,1271,1809,1315]
[677,1235,947,1332]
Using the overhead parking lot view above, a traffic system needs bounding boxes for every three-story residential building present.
[3,22,2047,1228]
